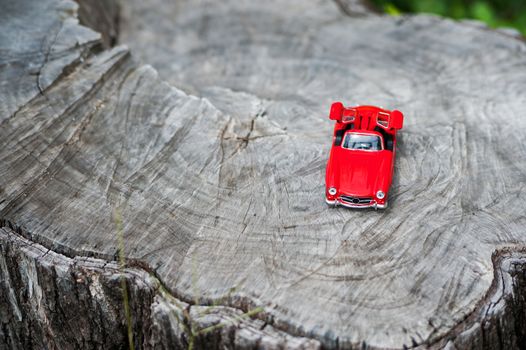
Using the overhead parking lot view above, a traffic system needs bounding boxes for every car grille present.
[339,195,373,205]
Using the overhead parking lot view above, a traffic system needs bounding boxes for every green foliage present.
[371,0,526,36]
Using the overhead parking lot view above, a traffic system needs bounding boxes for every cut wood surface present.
[1,0,526,348]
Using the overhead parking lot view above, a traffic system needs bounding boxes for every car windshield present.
[342,133,382,151]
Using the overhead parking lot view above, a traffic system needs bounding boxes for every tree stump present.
[1,0,526,348]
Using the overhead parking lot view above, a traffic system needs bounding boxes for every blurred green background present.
[370,0,526,36]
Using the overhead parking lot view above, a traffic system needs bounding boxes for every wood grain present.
[0,226,320,348]
[1,0,526,348]
[119,0,526,347]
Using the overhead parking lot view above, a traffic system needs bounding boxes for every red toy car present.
[325,103,404,209]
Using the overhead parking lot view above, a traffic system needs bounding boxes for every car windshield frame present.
[341,132,383,152]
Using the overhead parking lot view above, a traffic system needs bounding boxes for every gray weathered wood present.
[0,226,319,348]
[1,0,526,348]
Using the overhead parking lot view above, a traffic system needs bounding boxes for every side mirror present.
[390,110,404,130]
[329,102,343,121]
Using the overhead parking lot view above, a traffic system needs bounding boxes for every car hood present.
[333,150,392,197]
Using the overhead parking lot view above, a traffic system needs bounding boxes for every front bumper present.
[326,198,387,209]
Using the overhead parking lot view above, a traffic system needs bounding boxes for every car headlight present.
[328,187,337,196]
[376,191,385,199]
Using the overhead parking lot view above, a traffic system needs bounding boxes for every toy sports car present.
[325,103,404,209]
